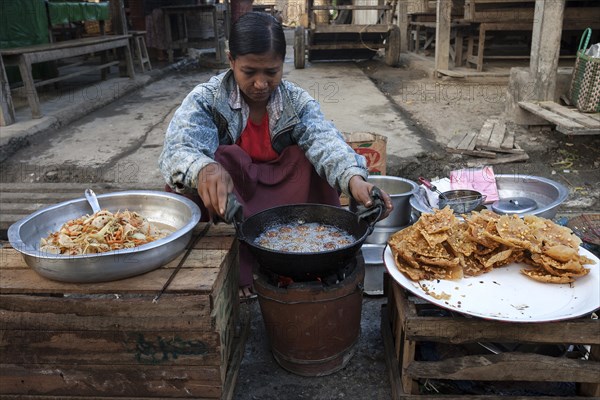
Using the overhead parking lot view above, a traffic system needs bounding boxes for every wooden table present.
[161,5,221,64]
[0,35,135,123]
[0,223,248,399]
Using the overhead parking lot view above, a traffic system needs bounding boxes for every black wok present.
[229,192,383,281]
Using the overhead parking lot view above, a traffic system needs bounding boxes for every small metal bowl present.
[439,189,486,214]
[8,191,201,283]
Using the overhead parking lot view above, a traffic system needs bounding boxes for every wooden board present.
[519,101,600,135]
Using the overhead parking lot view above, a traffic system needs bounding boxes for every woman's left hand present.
[349,175,393,220]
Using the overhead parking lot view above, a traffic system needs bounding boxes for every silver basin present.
[410,174,569,219]
[8,191,201,283]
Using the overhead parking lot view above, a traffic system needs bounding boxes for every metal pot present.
[231,193,383,280]
[350,175,418,227]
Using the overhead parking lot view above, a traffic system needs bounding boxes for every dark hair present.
[229,12,286,60]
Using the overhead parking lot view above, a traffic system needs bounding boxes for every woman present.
[159,12,393,298]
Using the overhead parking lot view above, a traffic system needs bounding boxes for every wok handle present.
[356,186,384,235]
[223,193,246,242]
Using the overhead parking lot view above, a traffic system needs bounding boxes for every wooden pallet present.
[519,101,600,135]
[446,116,529,166]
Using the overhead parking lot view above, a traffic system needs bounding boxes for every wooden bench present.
[0,35,135,123]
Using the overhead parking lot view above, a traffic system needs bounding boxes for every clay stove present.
[254,254,365,377]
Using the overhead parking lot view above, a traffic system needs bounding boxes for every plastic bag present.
[585,43,600,58]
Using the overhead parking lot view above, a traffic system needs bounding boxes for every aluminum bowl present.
[410,174,569,219]
[8,191,201,283]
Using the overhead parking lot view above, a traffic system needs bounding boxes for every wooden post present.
[529,0,565,101]
[398,0,409,53]
[0,56,16,126]
[109,0,128,35]
[435,0,452,75]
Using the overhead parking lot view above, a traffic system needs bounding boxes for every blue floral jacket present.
[158,70,367,196]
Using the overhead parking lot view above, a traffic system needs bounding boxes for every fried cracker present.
[520,268,575,284]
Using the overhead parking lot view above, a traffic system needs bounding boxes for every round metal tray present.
[8,190,201,283]
[410,174,569,219]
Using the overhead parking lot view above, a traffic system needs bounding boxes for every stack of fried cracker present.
[388,207,593,283]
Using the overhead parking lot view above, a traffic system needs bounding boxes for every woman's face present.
[228,51,284,106]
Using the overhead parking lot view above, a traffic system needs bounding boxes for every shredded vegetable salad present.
[40,210,173,255]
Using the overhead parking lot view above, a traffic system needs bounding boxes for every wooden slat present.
[437,69,510,78]
[0,329,222,366]
[0,364,223,398]
[500,126,515,149]
[312,24,392,34]
[404,316,600,345]
[475,117,497,148]
[446,148,497,158]
[0,294,214,329]
[33,61,120,88]
[0,55,15,126]
[467,152,529,167]
[486,119,506,149]
[381,306,405,400]
[586,112,600,123]
[455,130,478,150]
[0,244,234,295]
[405,353,600,383]
[0,36,132,55]
[538,101,600,129]
[446,131,469,149]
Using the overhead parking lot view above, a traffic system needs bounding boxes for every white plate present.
[384,246,600,322]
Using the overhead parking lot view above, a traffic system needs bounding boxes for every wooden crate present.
[0,223,248,399]
[382,276,600,399]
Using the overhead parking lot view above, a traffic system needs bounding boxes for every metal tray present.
[8,190,201,283]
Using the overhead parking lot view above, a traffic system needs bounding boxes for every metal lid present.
[492,197,538,214]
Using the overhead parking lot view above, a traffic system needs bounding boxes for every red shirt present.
[237,113,279,162]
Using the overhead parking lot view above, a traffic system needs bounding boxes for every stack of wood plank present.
[446,116,529,166]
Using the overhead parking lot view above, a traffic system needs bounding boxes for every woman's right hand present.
[197,162,234,220]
